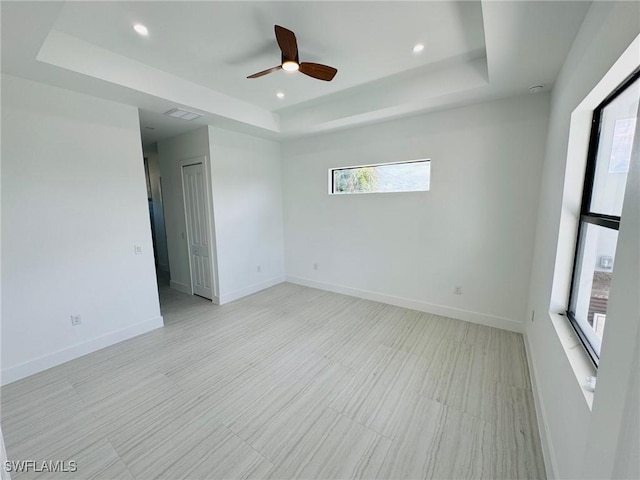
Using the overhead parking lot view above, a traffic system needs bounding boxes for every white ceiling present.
[1,1,591,144]
[52,1,486,111]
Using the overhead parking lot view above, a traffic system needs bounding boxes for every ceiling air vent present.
[163,108,202,121]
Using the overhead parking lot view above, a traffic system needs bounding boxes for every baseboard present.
[170,279,191,294]
[219,275,286,304]
[1,316,164,386]
[524,330,559,480]
[286,276,523,333]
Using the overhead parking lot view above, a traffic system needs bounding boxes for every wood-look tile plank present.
[422,314,470,343]
[1,378,86,446]
[5,409,102,468]
[494,383,546,479]
[462,322,500,352]
[113,407,272,480]
[1,282,545,480]
[429,343,499,423]
[268,407,390,480]
[490,332,532,389]
[330,345,406,423]
[376,393,496,480]
[229,362,352,465]
[417,340,463,401]
[11,439,134,480]
[74,370,182,437]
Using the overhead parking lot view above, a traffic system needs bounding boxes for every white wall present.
[1,74,163,384]
[158,127,216,296]
[584,94,640,478]
[158,126,285,303]
[525,1,640,478]
[208,127,285,303]
[282,94,550,331]
[611,331,639,480]
[143,143,170,273]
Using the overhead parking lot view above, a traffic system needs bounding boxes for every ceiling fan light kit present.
[282,60,299,72]
[247,25,338,82]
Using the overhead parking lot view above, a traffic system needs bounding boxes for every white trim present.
[180,159,199,298]
[1,316,164,386]
[286,276,523,333]
[169,279,191,294]
[547,312,596,409]
[524,330,559,480]
[219,275,286,304]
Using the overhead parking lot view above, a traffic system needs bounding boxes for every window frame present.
[567,67,640,367]
[329,159,431,195]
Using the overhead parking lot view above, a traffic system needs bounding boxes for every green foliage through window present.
[334,167,378,193]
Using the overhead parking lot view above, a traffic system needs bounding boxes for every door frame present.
[178,155,219,303]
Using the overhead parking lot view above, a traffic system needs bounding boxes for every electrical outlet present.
[257,265,261,273]
[454,286,462,295]
[70,315,82,326]
[313,263,319,271]
[134,245,143,255]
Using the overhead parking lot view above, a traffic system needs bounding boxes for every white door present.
[182,163,213,300]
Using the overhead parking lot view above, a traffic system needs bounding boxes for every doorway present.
[143,152,171,287]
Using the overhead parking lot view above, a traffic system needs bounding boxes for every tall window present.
[568,70,639,365]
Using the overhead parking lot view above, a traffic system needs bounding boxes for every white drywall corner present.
[1,74,162,384]
[282,94,550,329]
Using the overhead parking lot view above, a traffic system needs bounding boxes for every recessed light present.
[133,23,149,36]
[412,43,424,54]
[276,92,285,99]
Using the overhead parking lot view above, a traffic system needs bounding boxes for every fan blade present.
[299,62,337,81]
[275,25,298,61]
[247,65,282,78]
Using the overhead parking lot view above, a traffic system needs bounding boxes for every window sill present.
[548,311,596,410]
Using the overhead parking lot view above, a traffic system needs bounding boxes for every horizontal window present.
[330,160,430,195]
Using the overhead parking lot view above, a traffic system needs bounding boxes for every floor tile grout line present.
[105,437,138,480]
[222,423,276,471]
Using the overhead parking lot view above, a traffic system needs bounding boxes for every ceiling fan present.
[247,25,338,82]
